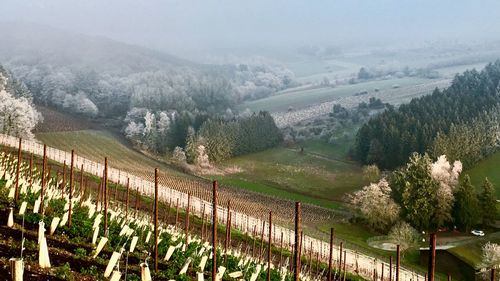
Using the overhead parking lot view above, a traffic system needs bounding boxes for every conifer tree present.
[479,178,497,226]
[453,175,479,231]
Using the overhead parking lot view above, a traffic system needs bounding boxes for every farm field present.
[271,79,451,128]
[285,58,361,84]
[435,62,488,77]
[240,77,435,113]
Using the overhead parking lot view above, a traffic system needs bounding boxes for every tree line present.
[126,109,282,164]
[350,153,496,234]
[353,60,500,169]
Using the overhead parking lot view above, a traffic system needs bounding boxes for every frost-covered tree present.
[194,145,211,169]
[124,121,145,146]
[349,179,400,232]
[172,146,187,164]
[62,92,98,117]
[0,89,42,139]
[0,69,42,139]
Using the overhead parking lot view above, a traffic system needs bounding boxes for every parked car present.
[471,230,485,236]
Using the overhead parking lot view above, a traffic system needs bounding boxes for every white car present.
[471,230,485,236]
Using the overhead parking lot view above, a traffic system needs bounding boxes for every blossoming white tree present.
[482,242,500,269]
[430,155,463,227]
[0,89,41,139]
[349,179,400,232]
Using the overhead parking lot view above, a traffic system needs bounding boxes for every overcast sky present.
[2,0,500,56]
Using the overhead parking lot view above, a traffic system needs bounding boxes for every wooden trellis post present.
[126,178,130,219]
[40,144,47,215]
[397,244,401,281]
[185,192,191,245]
[212,181,218,281]
[14,138,22,203]
[104,157,108,236]
[68,150,74,227]
[267,211,272,281]
[428,233,436,281]
[328,227,334,281]
[154,168,159,272]
[294,202,300,281]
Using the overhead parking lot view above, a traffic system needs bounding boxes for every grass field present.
[215,140,367,210]
[467,151,500,197]
[240,77,434,113]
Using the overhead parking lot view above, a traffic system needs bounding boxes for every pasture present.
[216,140,367,210]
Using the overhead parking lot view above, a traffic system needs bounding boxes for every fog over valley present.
[1,2,500,281]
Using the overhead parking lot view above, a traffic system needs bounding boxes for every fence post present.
[396,244,401,281]
[185,192,191,245]
[212,181,218,281]
[68,150,74,227]
[154,168,159,272]
[104,157,108,236]
[294,202,300,281]
[267,211,272,281]
[328,227,334,281]
[40,144,47,215]
[14,138,22,203]
[428,233,436,281]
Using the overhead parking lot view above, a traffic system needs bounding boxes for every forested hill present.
[0,22,293,161]
[0,22,192,74]
[354,60,500,169]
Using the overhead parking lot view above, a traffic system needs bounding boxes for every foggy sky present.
[2,0,500,57]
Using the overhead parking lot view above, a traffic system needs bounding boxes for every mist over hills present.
[0,21,194,75]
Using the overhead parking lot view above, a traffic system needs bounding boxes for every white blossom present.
[0,89,42,139]
[482,242,500,269]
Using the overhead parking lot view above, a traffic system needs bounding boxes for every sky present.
[1,0,500,57]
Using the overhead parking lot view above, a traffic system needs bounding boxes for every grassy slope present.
[447,232,500,270]
[36,129,182,177]
[215,140,366,210]
[467,150,500,197]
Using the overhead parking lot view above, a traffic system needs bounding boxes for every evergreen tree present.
[479,178,497,227]
[199,119,238,162]
[453,175,479,231]
[391,153,439,230]
[354,61,500,169]
[184,126,197,164]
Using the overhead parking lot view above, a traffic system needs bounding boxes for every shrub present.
[54,262,74,281]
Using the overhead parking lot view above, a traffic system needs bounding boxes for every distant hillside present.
[0,21,194,75]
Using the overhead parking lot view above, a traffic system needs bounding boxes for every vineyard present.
[0,134,440,280]
[35,130,337,230]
